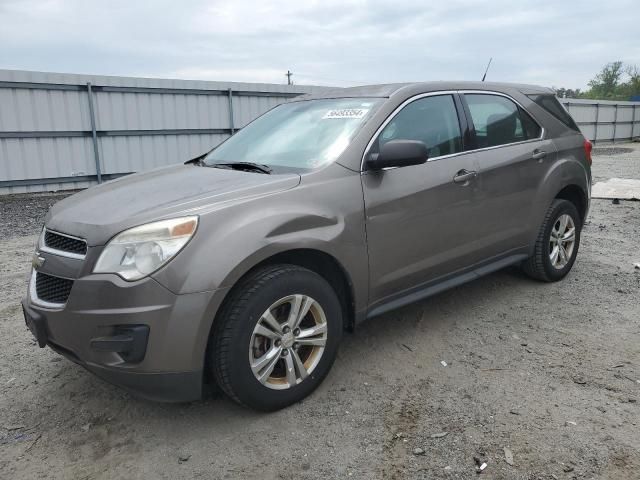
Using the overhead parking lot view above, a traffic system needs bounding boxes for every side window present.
[519,106,542,139]
[375,95,463,158]
[465,94,541,148]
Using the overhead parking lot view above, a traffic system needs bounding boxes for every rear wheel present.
[523,199,581,282]
[210,265,343,411]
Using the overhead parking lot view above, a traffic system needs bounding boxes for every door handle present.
[453,169,477,184]
[532,150,547,160]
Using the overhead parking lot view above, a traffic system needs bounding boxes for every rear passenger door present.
[461,92,556,258]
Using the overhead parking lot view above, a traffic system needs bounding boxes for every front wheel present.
[210,265,343,411]
[522,199,582,282]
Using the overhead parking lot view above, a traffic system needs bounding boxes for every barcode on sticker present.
[323,109,368,119]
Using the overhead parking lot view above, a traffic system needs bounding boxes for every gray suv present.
[23,82,591,410]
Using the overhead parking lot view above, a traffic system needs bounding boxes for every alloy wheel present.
[249,294,328,390]
[549,213,576,269]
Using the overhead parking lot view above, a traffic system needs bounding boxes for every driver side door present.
[362,93,483,311]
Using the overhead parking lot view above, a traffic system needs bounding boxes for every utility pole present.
[285,70,293,85]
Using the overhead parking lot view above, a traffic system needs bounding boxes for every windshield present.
[204,98,382,171]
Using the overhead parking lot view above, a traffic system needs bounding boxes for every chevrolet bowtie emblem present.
[32,253,45,269]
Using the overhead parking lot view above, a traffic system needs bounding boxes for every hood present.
[45,164,300,245]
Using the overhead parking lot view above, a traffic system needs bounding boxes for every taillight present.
[584,138,593,166]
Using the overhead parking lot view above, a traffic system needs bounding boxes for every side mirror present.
[366,139,429,170]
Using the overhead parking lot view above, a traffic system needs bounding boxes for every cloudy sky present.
[1,0,638,89]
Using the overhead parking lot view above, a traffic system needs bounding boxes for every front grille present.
[35,272,74,304]
[44,230,87,256]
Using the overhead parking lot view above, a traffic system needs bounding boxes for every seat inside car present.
[486,112,517,147]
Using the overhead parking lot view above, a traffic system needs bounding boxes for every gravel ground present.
[1,145,639,479]
[0,192,74,239]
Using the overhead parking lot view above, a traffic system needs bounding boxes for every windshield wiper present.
[185,155,207,166]
[213,162,272,174]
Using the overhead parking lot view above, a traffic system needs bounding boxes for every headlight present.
[94,216,198,281]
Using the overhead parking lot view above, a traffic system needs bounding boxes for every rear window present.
[527,94,580,132]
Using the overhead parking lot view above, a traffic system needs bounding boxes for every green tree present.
[554,87,582,98]
[621,65,640,99]
[578,61,640,100]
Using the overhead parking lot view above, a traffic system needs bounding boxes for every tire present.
[522,199,582,282]
[210,264,343,411]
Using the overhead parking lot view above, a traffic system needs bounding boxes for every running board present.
[366,253,528,319]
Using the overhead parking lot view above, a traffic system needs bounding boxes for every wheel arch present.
[215,248,357,333]
[528,153,590,254]
[554,184,588,223]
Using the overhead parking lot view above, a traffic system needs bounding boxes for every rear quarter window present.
[527,94,580,132]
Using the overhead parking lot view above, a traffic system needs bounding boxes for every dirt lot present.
[1,145,639,480]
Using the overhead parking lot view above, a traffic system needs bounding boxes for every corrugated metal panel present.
[0,136,96,181]
[99,133,228,174]
[598,106,616,123]
[92,91,232,131]
[0,68,329,194]
[233,94,292,127]
[617,124,633,138]
[561,98,640,143]
[0,87,90,131]
[618,106,634,122]
[564,104,593,123]
[598,124,615,140]
[577,124,596,140]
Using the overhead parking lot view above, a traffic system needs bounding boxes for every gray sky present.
[1,0,638,89]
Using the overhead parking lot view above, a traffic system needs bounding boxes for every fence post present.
[593,104,599,144]
[633,104,638,140]
[612,104,618,143]
[86,82,102,184]
[227,88,235,135]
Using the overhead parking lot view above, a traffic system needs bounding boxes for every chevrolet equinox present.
[23,82,592,410]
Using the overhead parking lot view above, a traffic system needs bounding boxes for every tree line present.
[554,61,640,101]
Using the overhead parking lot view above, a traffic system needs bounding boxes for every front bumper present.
[23,268,226,402]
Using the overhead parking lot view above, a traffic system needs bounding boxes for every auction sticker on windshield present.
[323,108,369,119]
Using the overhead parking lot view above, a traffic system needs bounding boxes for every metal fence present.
[1,70,638,195]
[560,98,639,143]
[0,69,329,194]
